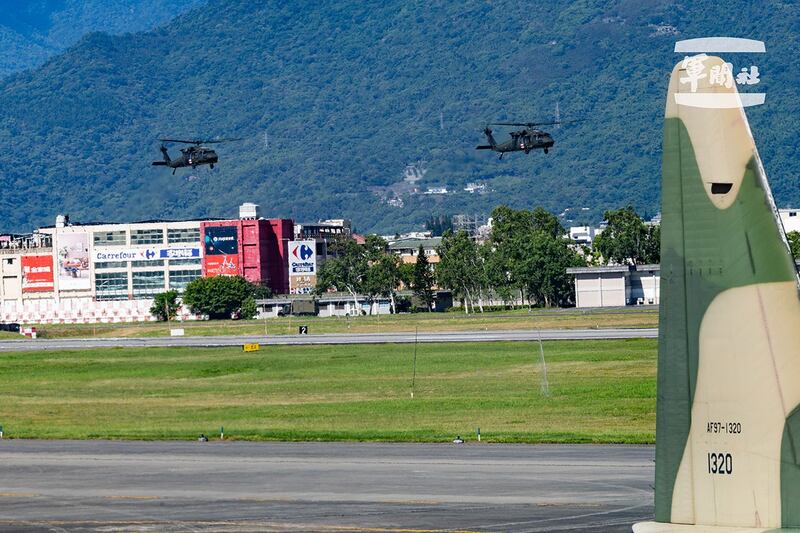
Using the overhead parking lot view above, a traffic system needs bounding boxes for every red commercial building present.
[200,218,293,295]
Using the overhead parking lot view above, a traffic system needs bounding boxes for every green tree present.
[425,214,453,237]
[363,234,389,261]
[182,276,259,320]
[481,240,514,304]
[787,231,800,258]
[642,224,661,265]
[531,206,566,238]
[365,253,403,313]
[437,230,486,313]
[150,290,179,321]
[514,233,584,307]
[411,245,435,311]
[487,205,585,306]
[240,296,258,320]
[489,205,534,247]
[316,236,370,312]
[593,206,659,265]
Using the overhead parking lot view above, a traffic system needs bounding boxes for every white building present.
[387,237,441,265]
[256,295,392,318]
[1,216,204,324]
[569,226,603,245]
[566,264,660,308]
[779,208,800,234]
[464,182,487,193]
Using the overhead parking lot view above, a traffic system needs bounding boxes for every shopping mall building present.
[0,203,295,324]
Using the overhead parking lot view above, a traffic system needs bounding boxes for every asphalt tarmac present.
[0,440,654,532]
[0,327,658,352]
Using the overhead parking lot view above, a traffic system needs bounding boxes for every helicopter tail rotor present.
[152,144,171,166]
[478,126,498,149]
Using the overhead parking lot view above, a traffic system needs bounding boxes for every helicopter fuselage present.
[495,130,554,153]
[177,147,218,168]
[477,127,554,156]
[153,145,218,173]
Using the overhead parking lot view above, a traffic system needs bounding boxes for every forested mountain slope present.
[0,0,204,77]
[0,0,797,233]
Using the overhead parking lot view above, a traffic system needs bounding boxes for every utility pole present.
[411,327,419,398]
[537,329,550,397]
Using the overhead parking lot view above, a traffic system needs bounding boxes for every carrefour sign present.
[93,246,201,263]
[288,240,316,274]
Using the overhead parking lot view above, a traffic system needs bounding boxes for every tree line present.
[150,204,660,320]
[317,205,660,313]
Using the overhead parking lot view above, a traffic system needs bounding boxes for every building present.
[464,182,487,194]
[566,264,660,308]
[779,208,800,234]
[201,218,292,294]
[256,295,393,318]
[295,219,351,241]
[569,226,602,246]
[387,237,441,264]
[294,219,352,259]
[0,205,293,324]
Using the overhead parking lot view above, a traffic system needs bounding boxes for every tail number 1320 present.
[708,452,733,475]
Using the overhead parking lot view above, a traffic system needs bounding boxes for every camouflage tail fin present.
[635,56,800,532]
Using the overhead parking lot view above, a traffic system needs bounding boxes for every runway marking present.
[478,501,651,530]
[103,495,160,500]
[536,502,601,507]
[0,520,490,532]
[0,492,39,497]
[232,496,442,506]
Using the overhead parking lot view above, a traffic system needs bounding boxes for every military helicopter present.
[152,138,241,174]
[476,121,577,159]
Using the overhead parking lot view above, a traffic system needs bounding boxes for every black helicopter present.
[152,138,241,174]
[476,121,575,158]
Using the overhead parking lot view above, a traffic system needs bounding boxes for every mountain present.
[0,0,205,78]
[0,0,798,234]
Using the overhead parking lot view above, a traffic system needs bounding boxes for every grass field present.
[0,339,656,443]
[29,306,658,339]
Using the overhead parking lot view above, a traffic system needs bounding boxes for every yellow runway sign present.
[243,343,260,352]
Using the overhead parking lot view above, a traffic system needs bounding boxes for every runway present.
[0,327,658,352]
[0,440,654,532]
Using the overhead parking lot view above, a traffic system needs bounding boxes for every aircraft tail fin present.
[636,55,800,531]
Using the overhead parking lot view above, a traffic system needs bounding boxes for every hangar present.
[566,264,660,308]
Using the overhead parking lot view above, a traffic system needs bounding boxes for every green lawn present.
[0,339,656,443]
[31,306,658,339]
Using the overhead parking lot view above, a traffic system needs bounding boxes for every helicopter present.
[476,121,577,159]
[152,138,241,174]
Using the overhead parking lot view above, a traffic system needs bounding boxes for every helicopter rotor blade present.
[201,137,244,144]
[158,137,244,145]
[158,138,200,144]
[489,119,584,127]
